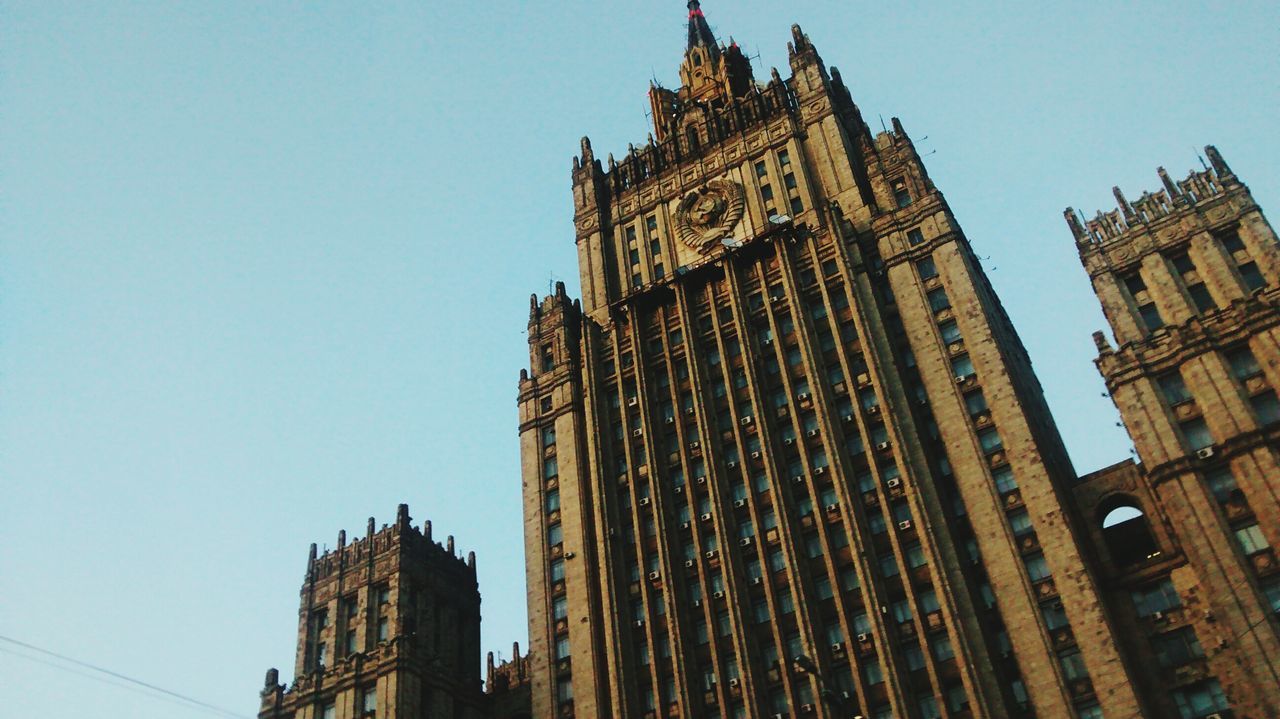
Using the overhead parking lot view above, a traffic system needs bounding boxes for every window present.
[1138,302,1165,332]
[555,634,571,661]
[906,543,927,569]
[545,488,560,512]
[557,677,574,703]
[1042,601,1069,630]
[1077,704,1104,719]
[755,160,768,177]
[1235,523,1270,555]
[939,320,961,344]
[1172,679,1228,719]
[993,466,1017,494]
[321,703,336,719]
[1227,347,1262,379]
[544,456,559,480]
[893,180,912,208]
[1151,627,1204,668]
[790,197,804,215]
[1179,418,1213,451]
[1024,552,1051,582]
[1251,391,1280,425]
[784,172,798,190]
[977,427,1003,453]
[541,344,554,371]
[761,184,774,201]
[548,523,563,546]
[917,257,938,280]
[1058,649,1087,681]
[361,687,377,717]
[965,390,988,415]
[864,659,884,685]
[927,287,950,312]
[903,641,926,671]
[1262,576,1280,614]
[550,558,565,582]
[919,695,942,719]
[1158,372,1192,405]
[907,228,925,246]
[1187,283,1215,312]
[1239,261,1266,291]
[951,354,975,379]
[1008,509,1033,537]
[553,595,568,620]
[542,425,556,447]
[1131,578,1181,617]
[930,635,955,662]
[1204,467,1238,503]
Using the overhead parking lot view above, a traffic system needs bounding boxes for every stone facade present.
[1063,152,1280,718]
[257,505,531,719]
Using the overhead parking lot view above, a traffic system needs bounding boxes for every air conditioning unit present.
[955,375,969,384]
[692,598,702,607]
[733,499,748,509]
[685,559,696,568]
[762,338,774,346]
[917,397,928,405]
[842,414,855,423]
[628,397,639,407]
[680,521,691,530]
[638,497,651,507]
[856,633,870,642]
[751,451,762,460]
[856,373,870,385]
[696,476,707,485]
[825,503,839,512]
[1205,713,1225,719]
[1196,447,1216,459]
[647,571,660,581]
[685,407,696,416]
[784,437,796,446]
[726,460,738,469]
[887,478,902,488]
[741,416,754,426]
[689,441,701,449]
[792,475,806,484]
[831,642,844,652]
[1151,610,1166,622]
[727,678,740,688]
[750,577,764,586]
[705,550,718,559]
[800,703,816,713]
[898,520,912,530]
[633,619,645,628]
[798,392,811,401]
[815,467,826,476]
[738,537,753,547]
[674,486,685,494]
[876,441,891,451]
[806,429,820,438]
[665,416,675,424]
[713,591,726,599]
[700,512,712,522]
[632,429,643,437]
[868,405,881,415]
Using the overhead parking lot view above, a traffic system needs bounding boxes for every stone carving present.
[674,179,745,253]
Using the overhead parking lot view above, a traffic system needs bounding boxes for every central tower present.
[518,5,1148,718]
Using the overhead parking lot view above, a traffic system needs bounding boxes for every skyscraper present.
[518,4,1152,717]
[1064,150,1280,718]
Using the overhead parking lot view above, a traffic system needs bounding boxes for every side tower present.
[520,4,1148,718]
[258,505,487,719]
[1068,150,1280,717]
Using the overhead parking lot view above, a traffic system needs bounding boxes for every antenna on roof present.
[879,114,888,134]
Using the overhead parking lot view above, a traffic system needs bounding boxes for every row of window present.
[315,688,378,719]
[1167,345,1280,451]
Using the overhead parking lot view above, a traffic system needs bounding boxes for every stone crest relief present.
[674,179,746,253]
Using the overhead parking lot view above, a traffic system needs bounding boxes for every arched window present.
[1099,497,1159,567]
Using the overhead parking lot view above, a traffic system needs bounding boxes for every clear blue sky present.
[2,1,1276,716]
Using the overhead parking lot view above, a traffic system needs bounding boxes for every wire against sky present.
[0,635,253,719]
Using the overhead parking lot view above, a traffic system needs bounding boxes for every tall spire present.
[687,1,720,60]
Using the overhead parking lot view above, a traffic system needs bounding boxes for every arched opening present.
[1099,497,1160,567]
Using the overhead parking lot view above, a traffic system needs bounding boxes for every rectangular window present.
[1138,302,1165,332]
[1227,346,1262,379]
[977,427,1003,453]
[893,181,911,208]
[755,160,768,177]
[1131,578,1181,616]
[1172,679,1228,719]
[557,677,574,703]
[1041,601,1068,630]
[542,425,556,447]
[553,595,568,620]
[917,257,938,280]
[543,456,559,480]
[1180,418,1214,451]
[1008,509,1033,537]
[545,488,560,512]
[1239,261,1266,291]
[541,344,554,371]
[951,354,975,379]
[939,320,961,344]
[1058,649,1087,681]
[1204,467,1238,503]
[930,635,955,662]
[1151,627,1204,668]
[1187,282,1216,312]
[778,150,791,167]
[927,287,950,312]
[761,184,774,201]
[784,173,797,190]
[907,228,925,246]
[322,704,336,719]
[550,559,565,582]
[555,635,571,660]
[548,523,563,546]
[361,688,377,716]
[1158,372,1192,404]
[1024,552,1050,582]
[965,390,988,415]
[1235,523,1270,555]
[1250,391,1280,425]
[993,466,1017,494]
[790,197,804,215]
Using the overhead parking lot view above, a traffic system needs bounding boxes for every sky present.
[1,1,1277,717]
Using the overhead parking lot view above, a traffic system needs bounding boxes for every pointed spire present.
[687,1,720,60]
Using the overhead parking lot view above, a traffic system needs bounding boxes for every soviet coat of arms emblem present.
[674,179,746,253]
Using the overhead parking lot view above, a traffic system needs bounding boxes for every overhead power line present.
[0,634,253,719]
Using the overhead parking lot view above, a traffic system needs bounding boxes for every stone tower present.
[517,4,1150,718]
[258,505,489,719]
[1065,150,1280,718]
